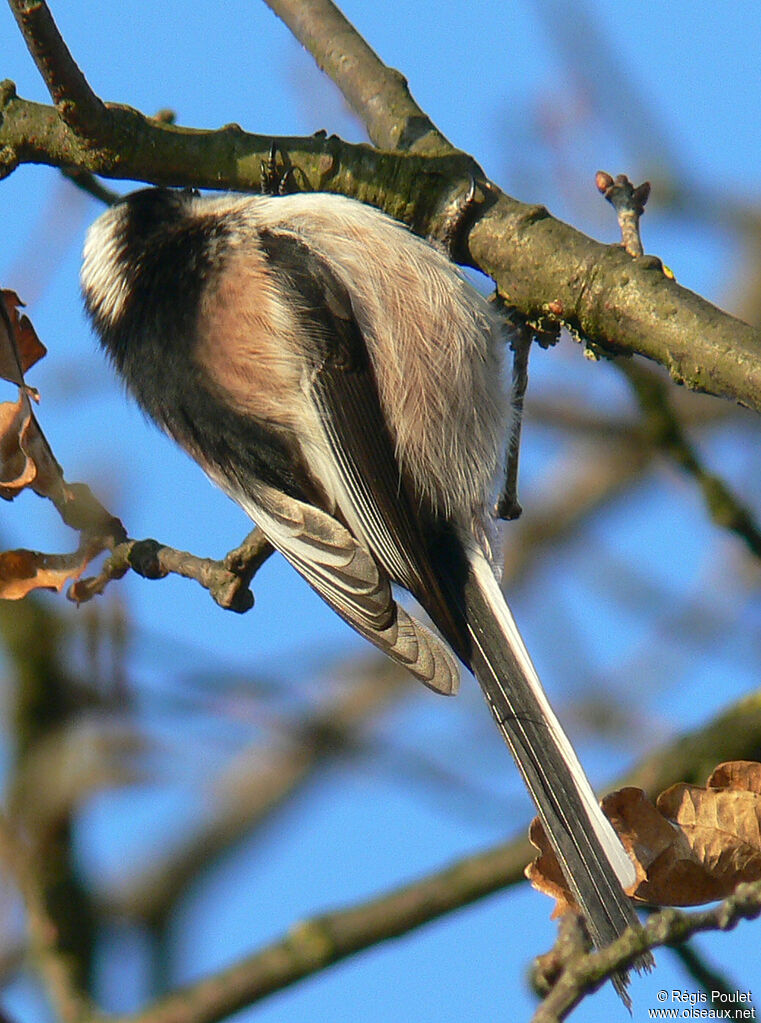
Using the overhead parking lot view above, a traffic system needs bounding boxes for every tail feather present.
[428,545,653,996]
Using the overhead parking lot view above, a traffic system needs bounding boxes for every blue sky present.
[3,3,761,1022]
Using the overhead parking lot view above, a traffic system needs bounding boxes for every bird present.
[81,185,649,994]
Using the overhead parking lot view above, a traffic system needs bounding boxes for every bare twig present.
[595,171,651,257]
[495,323,533,520]
[532,882,761,1023]
[116,867,761,1023]
[4,6,761,1018]
[501,438,654,583]
[8,0,109,137]
[103,685,761,1014]
[61,166,120,205]
[70,528,274,613]
[49,481,125,544]
[0,807,97,1023]
[593,172,761,557]
[263,0,450,154]
[622,689,761,795]
[527,389,733,436]
[668,940,745,1008]
[622,360,761,560]
[120,837,533,1023]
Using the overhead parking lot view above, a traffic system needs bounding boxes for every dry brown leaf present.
[0,290,47,383]
[20,412,65,501]
[0,394,38,494]
[0,289,121,601]
[0,293,64,504]
[0,547,95,600]
[707,760,761,793]
[0,390,65,502]
[648,762,761,903]
[527,761,761,914]
[603,786,725,906]
[525,817,581,918]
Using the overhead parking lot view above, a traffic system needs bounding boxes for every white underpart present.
[81,204,131,324]
[469,551,637,890]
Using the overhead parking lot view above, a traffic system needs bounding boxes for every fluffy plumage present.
[82,187,650,994]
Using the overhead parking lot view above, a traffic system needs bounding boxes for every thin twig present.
[501,438,654,583]
[595,171,651,257]
[263,0,450,154]
[106,663,410,925]
[527,390,732,436]
[103,684,761,1018]
[622,360,761,560]
[61,166,120,205]
[668,940,747,1008]
[495,323,533,520]
[8,0,109,137]
[532,881,761,1023]
[70,529,274,613]
[120,838,533,1023]
[595,172,761,558]
[117,869,761,1023]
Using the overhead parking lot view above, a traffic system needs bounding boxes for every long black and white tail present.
[437,547,652,997]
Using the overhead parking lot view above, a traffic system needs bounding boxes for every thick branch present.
[122,837,531,1023]
[0,84,474,232]
[2,87,760,411]
[264,0,451,154]
[109,688,761,1017]
[469,197,761,411]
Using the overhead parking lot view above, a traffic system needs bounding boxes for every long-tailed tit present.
[82,187,649,992]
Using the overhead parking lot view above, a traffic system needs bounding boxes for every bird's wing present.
[236,228,464,693]
[249,484,460,694]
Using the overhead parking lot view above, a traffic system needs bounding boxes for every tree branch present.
[121,837,533,1023]
[0,82,476,230]
[594,168,761,555]
[8,0,109,137]
[70,529,273,614]
[263,0,451,154]
[531,882,761,1023]
[261,3,761,412]
[667,941,741,1008]
[3,0,761,413]
[468,199,761,412]
[105,663,410,925]
[117,866,761,1023]
[97,686,761,1019]
[622,360,761,558]
[3,81,759,412]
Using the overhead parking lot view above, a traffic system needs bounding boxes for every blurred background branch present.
[1,0,760,1021]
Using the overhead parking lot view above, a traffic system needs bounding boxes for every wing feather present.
[246,485,460,695]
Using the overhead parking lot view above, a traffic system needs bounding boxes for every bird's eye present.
[182,186,201,199]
